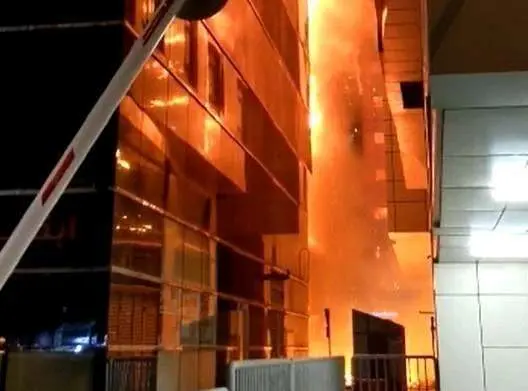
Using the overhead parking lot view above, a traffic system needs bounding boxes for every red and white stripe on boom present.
[41,149,75,205]
[0,0,188,290]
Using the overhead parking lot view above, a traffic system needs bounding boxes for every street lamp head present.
[179,0,229,20]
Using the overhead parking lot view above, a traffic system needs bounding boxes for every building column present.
[436,261,528,391]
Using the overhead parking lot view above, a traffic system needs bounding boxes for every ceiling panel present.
[438,234,528,262]
[442,156,493,188]
[496,210,528,232]
[439,235,469,248]
[438,241,528,262]
[443,108,528,156]
[437,106,528,262]
[502,201,528,211]
[439,246,473,262]
[442,188,503,211]
[441,210,501,229]
[442,156,528,188]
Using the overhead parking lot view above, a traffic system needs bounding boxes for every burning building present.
[308,0,433,367]
[0,0,311,389]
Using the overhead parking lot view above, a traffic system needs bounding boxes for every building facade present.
[428,1,528,391]
[0,0,310,389]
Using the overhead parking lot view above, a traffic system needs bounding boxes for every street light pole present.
[324,308,332,356]
[419,310,437,357]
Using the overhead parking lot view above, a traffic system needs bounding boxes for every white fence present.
[293,357,345,391]
[228,357,345,391]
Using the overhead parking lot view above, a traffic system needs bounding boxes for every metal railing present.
[294,357,345,391]
[351,355,438,391]
[228,356,344,391]
[229,358,291,391]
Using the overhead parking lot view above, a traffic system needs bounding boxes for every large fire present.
[307,0,433,379]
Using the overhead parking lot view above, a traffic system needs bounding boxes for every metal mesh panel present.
[106,357,157,391]
[228,357,345,391]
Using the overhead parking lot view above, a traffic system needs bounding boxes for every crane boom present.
[0,0,189,290]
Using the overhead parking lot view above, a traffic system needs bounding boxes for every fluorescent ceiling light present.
[469,232,528,258]
[490,159,528,202]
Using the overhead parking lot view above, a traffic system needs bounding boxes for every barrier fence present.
[351,355,438,391]
[228,356,345,391]
[0,352,344,391]
[0,352,438,391]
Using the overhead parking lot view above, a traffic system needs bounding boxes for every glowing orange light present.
[204,117,221,156]
[308,0,432,375]
[309,75,323,158]
[165,32,185,45]
[208,12,235,52]
[149,96,189,108]
[381,6,388,40]
[115,149,131,170]
[308,235,319,250]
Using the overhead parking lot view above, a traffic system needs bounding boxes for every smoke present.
[308,0,433,364]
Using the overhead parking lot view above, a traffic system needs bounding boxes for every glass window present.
[207,42,225,114]
[267,307,285,358]
[287,280,308,314]
[160,285,181,349]
[164,78,190,182]
[239,81,300,200]
[117,93,167,207]
[165,20,186,78]
[285,314,308,350]
[248,305,267,358]
[217,243,265,299]
[126,0,164,43]
[183,229,210,287]
[115,142,166,208]
[141,0,155,28]
[107,272,161,349]
[126,60,169,138]
[183,242,203,286]
[204,0,309,156]
[181,289,200,345]
[251,0,300,88]
[222,64,243,141]
[166,174,182,218]
[167,172,212,230]
[199,292,216,345]
[120,96,167,164]
[163,217,184,284]
[184,22,199,88]
[166,71,190,141]
[112,194,163,277]
[216,297,244,352]
[136,59,170,129]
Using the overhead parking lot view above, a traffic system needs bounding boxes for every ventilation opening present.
[400,81,424,109]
